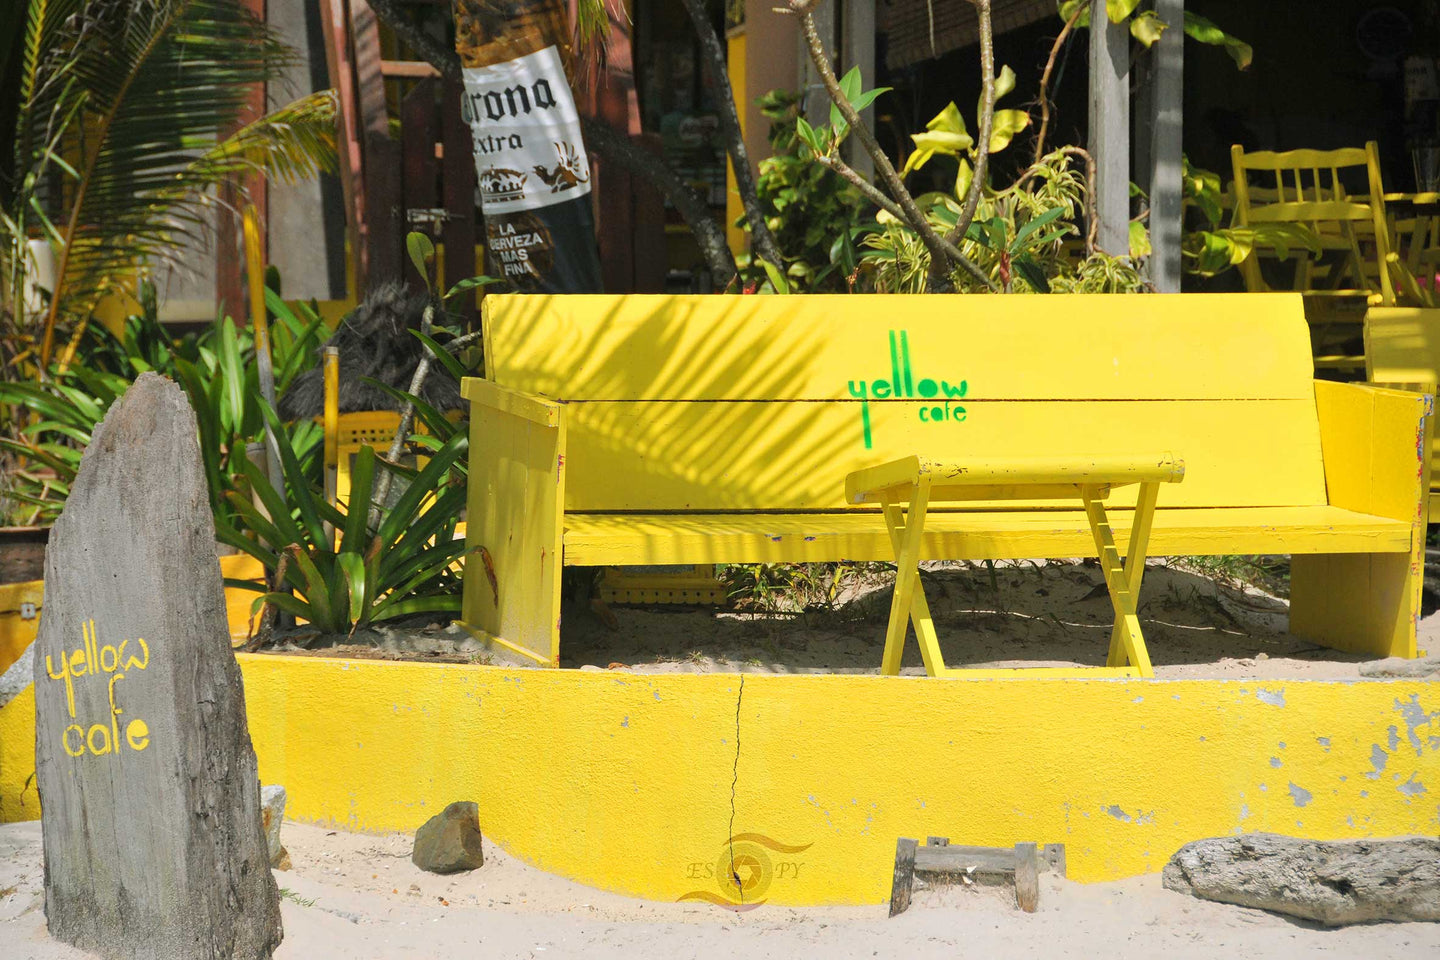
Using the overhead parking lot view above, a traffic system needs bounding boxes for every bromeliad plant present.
[218,409,471,636]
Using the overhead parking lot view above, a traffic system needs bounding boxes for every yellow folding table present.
[845,455,1186,679]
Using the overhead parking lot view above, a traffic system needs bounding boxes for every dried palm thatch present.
[278,283,465,420]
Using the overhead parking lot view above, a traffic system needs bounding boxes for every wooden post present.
[353,0,402,287]
[1088,8,1130,255]
[440,80,479,325]
[318,0,366,292]
[401,78,440,295]
[1148,0,1185,291]
[33,375,281,958]
[842,0,877,181]
[889,837,918,917]
[1014,842,1040,912]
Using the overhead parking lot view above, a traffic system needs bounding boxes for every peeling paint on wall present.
[1368,744,1389,780]
[1288,782,1313,807]
[1256,688,1286,707]
[1398,773,1427,798]
[1395,695,1439,755]
[1104,804,1154,825]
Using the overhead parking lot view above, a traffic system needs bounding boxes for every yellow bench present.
[461,293,1433,669]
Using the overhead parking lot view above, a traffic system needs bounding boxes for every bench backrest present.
[484,293,1327,512]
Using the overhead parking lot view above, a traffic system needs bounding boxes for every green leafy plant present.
[746,88,870,289]
[1179,156,1321,277]
[0,283,325,525]
[1058,1,1253,67]
[860,147,1144,294]
[896,66,1031,199]
[218,410,471,635]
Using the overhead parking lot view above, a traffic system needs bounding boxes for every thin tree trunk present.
[678,0,784,268]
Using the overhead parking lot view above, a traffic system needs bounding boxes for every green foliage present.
[900,71,1031,196]
[861,148,1146,294]
[1179,156,1321,277]
[0,282,325,525]
[720,561,884,614]
[746,89,870,290]
[217,411,470,635]
[1057,2,1251,65]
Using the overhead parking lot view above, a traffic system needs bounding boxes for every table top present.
[845,454,1186,505]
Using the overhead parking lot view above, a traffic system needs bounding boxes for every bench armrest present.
[459,376,567,667]
[1313,380,1433,522]
[846,454,1185,505]
[460,377,562,427]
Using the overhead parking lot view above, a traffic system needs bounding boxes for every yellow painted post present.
[881,500,946,676]
[1081,485,1154,677]
[243,205,285,497]
[322,346,340,544]
[879,478,930,676]
[725,27,748,258]
[1107,480,1159,667]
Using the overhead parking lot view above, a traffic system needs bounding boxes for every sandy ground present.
[3,820,1437,959]
[254,558,1440,680]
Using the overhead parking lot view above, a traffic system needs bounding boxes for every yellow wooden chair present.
[1230,142,1395,306]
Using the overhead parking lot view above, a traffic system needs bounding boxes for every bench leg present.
[878,480,944,676]
[1290,552,1420,659]
[1081,486,1155,678]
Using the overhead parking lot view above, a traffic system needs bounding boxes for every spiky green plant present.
[218,408,471,636]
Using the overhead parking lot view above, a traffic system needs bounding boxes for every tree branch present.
[579,115,736,285]
[678,0,783,268]
[940,0,993,264]
[788,1,994,291]
[368,0,463,79]
[816,154,987,278]
[368,0,737,286]
[1034,0,1090,164]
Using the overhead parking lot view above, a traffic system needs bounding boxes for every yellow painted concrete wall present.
[5,656,1436,904]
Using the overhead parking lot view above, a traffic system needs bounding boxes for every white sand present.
[3,820,1437,959]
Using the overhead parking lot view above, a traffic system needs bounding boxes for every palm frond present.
[29,0,317,366]
[183,89,338,188]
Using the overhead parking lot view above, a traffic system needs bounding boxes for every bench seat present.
[563,506,1411,566]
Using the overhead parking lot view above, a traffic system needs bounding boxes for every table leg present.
[881,497,947,677]
[878,479,935,676]
[1081,485,1155,678]
[1106,481,1159,667]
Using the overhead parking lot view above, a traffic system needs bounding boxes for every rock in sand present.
[412,801,485,874]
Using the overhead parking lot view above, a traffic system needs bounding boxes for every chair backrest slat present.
[1230,141,1394,303]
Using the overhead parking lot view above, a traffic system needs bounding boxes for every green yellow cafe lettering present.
[846,330,970,448]
[44,619,152,758]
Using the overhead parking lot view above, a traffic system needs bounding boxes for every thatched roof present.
[278,283,465,420]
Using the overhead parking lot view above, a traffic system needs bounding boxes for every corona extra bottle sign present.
[454,0,603,292]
